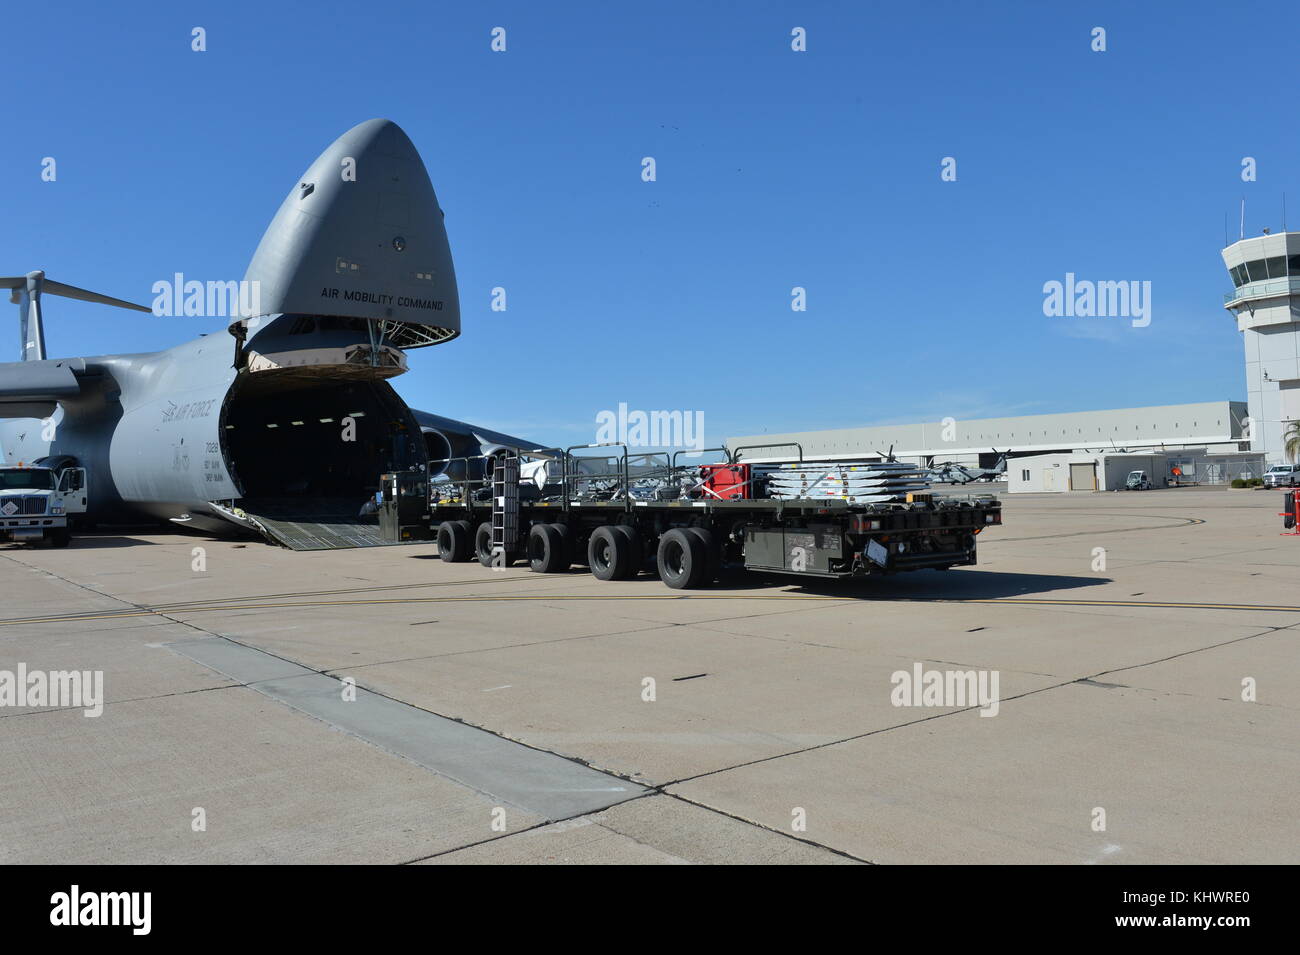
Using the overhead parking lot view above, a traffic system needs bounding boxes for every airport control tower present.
[1222,232,1300,463]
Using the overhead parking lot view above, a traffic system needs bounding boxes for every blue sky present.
[3,0,1297,447]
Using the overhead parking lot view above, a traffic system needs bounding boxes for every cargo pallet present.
[404,443,1002,590]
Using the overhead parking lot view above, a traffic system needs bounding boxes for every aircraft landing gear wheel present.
[528,523,568,573]
[589,525,633,581]
[437,519,472,562]
[657,527,706,590]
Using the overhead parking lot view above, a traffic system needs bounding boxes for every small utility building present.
[1008,450,1265,492]
[1009,454,1107,493]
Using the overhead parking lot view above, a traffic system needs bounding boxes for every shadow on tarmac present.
[769,568,1109,601]
[402,552,1108,601]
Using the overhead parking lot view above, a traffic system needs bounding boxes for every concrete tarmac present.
[1,485,1295,864]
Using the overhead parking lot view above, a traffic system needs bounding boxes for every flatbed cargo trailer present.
[392,444,1001,590]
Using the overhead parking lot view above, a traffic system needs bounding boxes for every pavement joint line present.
[0,681,243,720]
[0,559,656,819]
[0,552,1130,860]
[398,785,870,865]
[166,635,651,820]
[655,621,1290,791]
[148,629,656,795]
[396,793,663,864]
[2,552,910,823]
[1086,621,1300,683]
[3,499,1291,863]
[660,790,874,864]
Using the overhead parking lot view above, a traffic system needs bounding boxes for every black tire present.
[437,520,472,562]
[475,521,500,567]
[589,525,631,581]
[549,523,573,567]
[528,523,568,573]
[552,522,577,565]
[657,527,706,589]
[552,521,572,545]
[684,526,720,584]
[612,525,643,576]
[47,527,71,548]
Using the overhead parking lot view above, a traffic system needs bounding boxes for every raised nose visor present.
[241,314,409,381]
[244,344,406,379]
[231,118,460,355]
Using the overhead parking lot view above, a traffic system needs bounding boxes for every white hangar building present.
[727,400,1250,470]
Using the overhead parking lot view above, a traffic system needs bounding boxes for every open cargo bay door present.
[212,375,426,549]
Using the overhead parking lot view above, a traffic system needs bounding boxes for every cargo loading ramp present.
[211,498,396,550]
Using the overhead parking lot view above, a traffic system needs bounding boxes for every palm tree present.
[1285,420,1300,465]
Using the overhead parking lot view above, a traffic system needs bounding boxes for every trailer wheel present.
[589,525,633,581]
[684,526,720,584]
[436,520,472,562]
[551,522,576,565]
[612,525,643,576]
[528,523,568,573]
[475,521,503,567]
[657,528,706,589]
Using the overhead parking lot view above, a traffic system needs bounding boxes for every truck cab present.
[0,463,88,547]
[1263,465,1300,488]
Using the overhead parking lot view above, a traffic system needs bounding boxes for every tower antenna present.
[1240,197,1245,239]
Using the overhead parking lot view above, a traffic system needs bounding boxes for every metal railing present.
[560,443,695,508]
[424,440,973,510]
[731,442,805,464]
[1224,276,1300,305]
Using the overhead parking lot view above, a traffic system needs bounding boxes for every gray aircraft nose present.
[238,119,459,348]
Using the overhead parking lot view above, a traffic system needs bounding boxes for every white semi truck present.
[0,462,88,547]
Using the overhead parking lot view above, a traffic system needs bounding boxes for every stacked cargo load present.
[758,460,932,503]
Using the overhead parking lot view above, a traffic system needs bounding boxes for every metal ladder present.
[490,452,519,562]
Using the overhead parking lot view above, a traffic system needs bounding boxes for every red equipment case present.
[700,463,751,500]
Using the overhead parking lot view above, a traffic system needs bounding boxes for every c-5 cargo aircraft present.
[0,119,535,548]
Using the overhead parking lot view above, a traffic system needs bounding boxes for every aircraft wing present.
[0,358,86,418]
[409,409,543,453]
